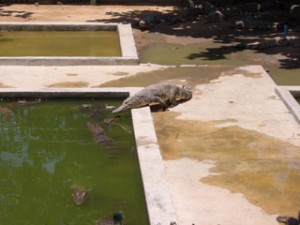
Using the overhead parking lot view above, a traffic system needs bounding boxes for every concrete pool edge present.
[0,87,177,225]
[0,22,139,65]
[276,86,300,125]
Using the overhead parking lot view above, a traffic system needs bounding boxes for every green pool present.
[0,98,149,225]
[0,31,121,56]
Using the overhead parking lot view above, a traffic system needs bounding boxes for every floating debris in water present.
[17,98,41,105]
[105,104,116,111]
[81,103,93,110]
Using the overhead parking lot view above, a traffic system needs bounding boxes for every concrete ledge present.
[132,107,178,225]
[276,86,300,124]
[0,56,139,66]
[118,24,139,60]
[0,22,139,65]
[0,88,176,225]
[0,22,118,31]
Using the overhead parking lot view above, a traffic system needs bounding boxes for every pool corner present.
[0,22,139,65]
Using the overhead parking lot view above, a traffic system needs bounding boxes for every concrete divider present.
[276,86,300,124]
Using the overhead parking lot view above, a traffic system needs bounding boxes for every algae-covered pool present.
[0,31,121,56]
[0,98,149,225]
[140,42,300,85]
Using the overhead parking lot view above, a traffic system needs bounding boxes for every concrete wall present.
[0,0,177,4]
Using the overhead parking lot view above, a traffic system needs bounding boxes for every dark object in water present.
[113,211,124,225]
[276,210,300,225]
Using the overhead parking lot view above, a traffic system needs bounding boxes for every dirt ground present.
[0,4,174,22]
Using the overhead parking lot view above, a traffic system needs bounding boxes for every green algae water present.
[141,41,300,85]
[0,31,121,56]
[0,98,149,225]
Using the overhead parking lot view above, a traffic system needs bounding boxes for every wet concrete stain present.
[152,111,300,216]
[66,73,79,76]
[47,81,89,88]
[112,71,130,76]
[0,82,13,88]
[96,66,247,88]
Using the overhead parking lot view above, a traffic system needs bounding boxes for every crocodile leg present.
[168,88,179,107]
[151,96,168,110]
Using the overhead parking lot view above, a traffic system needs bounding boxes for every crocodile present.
[138,13,182,30]
[72,190,89,206]
[236,36,300,50]
[137,8,200,30]
[87,122,113,147]
[112,84,192,114]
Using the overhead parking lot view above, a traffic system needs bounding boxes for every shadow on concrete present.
[0,9,34,19]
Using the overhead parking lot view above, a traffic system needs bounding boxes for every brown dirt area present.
[0,4,174,22]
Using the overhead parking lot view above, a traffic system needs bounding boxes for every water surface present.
[0,98,148,225]
[0,31,121,56]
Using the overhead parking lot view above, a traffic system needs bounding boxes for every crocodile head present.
[112,97,131,113]
[179,85,193,101]
[72,190,88,206]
